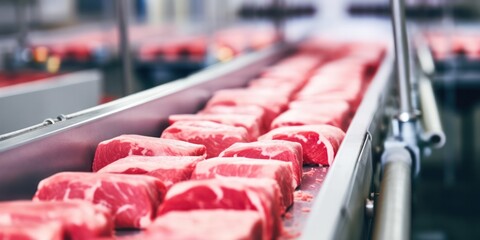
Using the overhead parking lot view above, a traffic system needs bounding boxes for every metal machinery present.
[0,0,446,239]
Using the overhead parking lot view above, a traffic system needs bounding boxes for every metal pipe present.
[273,0,286,42]
[419,76,445,148]
[391,0,413,116]
[416,42,435,76]
[116,0,134,96]
[374,147,412,240]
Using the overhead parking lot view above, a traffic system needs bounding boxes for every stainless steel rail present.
[374,147,412,240]
[391,0,415,119]
[419,76,445,148]
[116,0,134,96]
[372,1,416,239]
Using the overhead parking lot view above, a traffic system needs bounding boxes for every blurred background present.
[0,1,480,239]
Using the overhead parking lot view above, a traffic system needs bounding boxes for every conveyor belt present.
[0,37,395,239]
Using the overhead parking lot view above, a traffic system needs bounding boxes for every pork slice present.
[33,172,166,229]
[273,100,351,130]
[200,105,268,132]
[144,210,263,240]
[0,200,113,240]
[270,109,345,131]
[219,140,303,188]
[205,89,289,125]
[248,78,301,97]
[157,178,282,240]
[97,155,204,188]
[161,120,250,158]
[0,221,64,240]
[259,125,345,165]
[191,157,294,212]
[169,113,262,140]
[93,134,206,172]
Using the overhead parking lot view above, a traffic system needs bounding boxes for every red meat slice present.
[97,156,204,188]
[161,121,249,158]
[272,100,351,131]
[169,113,262,140]
[271,109,345,131]
[191,157,294,212]
[219,140,303,188]
[200,105,268,132]
[92,134,206,172]
[33,172,166,229]
[259,125,345,165]
[205,89,289,125]
[0,200,113,240]
[248,78,302,98]
[143,210,263,240]
[157,178,282,240]
[0,221,63,240]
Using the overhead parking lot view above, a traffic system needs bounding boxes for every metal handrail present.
[374,147,412,240]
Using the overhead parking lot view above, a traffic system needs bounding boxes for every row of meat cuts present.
[0,39,385,240]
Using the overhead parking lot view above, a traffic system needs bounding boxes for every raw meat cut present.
[0,221,63,240]
[259,125,345,165]
[143,210,263,240]
[191,157,294,212]
[157,178,282,240]
[249,78,299,93]
[169,113,262,140]
[92,134,206,172]
[270,109,346,131]
[34,172,166,229]
[97,155,203,188]
[161,120,249,158]
[200,105,268,131]
[219,140,303,188]
[0,200,113,240]
[287,100,352,130]
[205,89,289,125]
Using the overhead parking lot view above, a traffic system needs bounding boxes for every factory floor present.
[412,106,480,240]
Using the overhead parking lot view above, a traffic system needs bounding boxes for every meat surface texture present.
[205,89,289,126]
[161,120,250,158]
[92,134,206,172]
[259,125,346,165]
[0,200,113,240]
[200,105,268,131]
[143,210,263,240]
[191,157,294,212]
[97,155,204,188]
[157,178,282,240]
[33,172,166,229]
[219,140,303,188]
[0,221,63,240]
[169,113,262,140]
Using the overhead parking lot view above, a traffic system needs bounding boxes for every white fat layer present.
[138,213,152,228]
[62,188,71,201]
[82,180,102,201]
[99,158,195,172]
[0,214,12,224]
[316,135,334,165]
[291,133,308,143]
[166,178,261,198]
[116,204,134,215]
